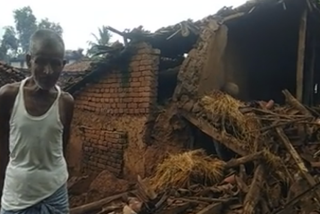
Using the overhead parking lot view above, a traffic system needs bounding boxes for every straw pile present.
[149,149,225,191]
[199,91,261,151]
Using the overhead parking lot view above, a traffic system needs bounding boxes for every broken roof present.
[0,62,25,87]
[63,58,92,72]
[64,43,135,94]
[64,0,317,94]
[58,59,93,90]
[102,0,317,57]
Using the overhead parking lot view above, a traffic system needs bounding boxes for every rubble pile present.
[69,89,320,214]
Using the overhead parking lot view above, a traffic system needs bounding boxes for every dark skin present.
[0,42,74,198]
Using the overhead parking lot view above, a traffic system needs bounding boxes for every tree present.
[38,18,63,36]
[13,6,37,53]
[1,26,19,54]
[0,26,19,61]
[13,6,63,54]
[87,26,112,56]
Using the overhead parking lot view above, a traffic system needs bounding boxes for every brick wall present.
[81,129,128,176]
[75,43,159,115]
[68,43,160,177]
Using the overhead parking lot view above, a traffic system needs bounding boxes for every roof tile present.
[0,61,25,87]
[63,59,92,72]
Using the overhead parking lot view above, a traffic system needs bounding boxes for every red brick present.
[131,82,140,87]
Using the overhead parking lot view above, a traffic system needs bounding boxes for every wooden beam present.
[179,110,248,156]
[242,164,265,214]
[70,190,137,214]
[276,128,320,202]
[164,203,191,214]
[196,203,222,214]
[296,8,308,102]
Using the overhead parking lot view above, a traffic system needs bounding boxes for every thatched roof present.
[0,62,25,87]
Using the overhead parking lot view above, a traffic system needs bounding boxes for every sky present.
[0,0,247,50]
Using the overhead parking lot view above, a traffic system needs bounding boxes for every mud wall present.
[67,43,159,178]
[81,129,128,176]
[173,20,228,100]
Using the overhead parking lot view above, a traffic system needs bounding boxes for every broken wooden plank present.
[186,197,237,203]
[196,203,222,214]
[179,109,248,156]
[70,190,137,214]
[295,8,307,102]
[174,198,209,205]
[96,205,122,214]
[225,151,263,168]
[222,12,246,22]
[282,90,311,116]
[273,182,320,214]
[276,127,320,202]
[242,164,265,214]
[162,202,192,214]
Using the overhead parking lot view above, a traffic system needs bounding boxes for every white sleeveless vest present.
[1,78,68,210]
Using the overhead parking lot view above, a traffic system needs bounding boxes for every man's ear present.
[25,54,31,68]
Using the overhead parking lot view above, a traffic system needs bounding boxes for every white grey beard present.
[34,79,52,91]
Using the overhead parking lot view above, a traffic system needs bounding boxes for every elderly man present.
[0,29,74,213]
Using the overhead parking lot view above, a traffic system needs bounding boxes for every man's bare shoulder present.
[60,91,74,107]
[0,82,20,100]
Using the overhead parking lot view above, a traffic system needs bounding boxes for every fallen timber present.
[69,89,320,214]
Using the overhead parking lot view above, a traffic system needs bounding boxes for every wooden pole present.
[296,8,307,102]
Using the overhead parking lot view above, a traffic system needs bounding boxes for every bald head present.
[29,29,65,57]
[26,29,66,91]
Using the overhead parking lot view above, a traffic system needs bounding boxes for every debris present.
[68,89,320,213]
[149,150,225,191]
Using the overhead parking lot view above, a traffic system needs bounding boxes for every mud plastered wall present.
[68,43,159,178]
[81,129,127,176]
[173,20,228,99]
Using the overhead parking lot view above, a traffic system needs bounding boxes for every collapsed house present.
[0,0,318,212]
[65,0,320,213]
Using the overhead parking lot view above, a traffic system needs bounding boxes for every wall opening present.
[188,123,235,161]
[224,3,302,103]
[157,54,190,105]
[157,59,180,105]
[154,33,198,106]
[191,124,216,155]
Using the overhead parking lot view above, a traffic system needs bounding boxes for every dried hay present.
[261,149,291,182]
[200,91,261,151]
[149,149,225,191]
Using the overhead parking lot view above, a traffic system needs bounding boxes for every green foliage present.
[0,26,19,59]
[0,6,64,61]
[13,6,37,53]
[38,18,63,36]
[87,26,112,57]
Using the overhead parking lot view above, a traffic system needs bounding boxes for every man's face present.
[26,47,66,90]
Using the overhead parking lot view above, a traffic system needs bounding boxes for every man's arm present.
[0,85,15,196]
[62,92,74,159]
